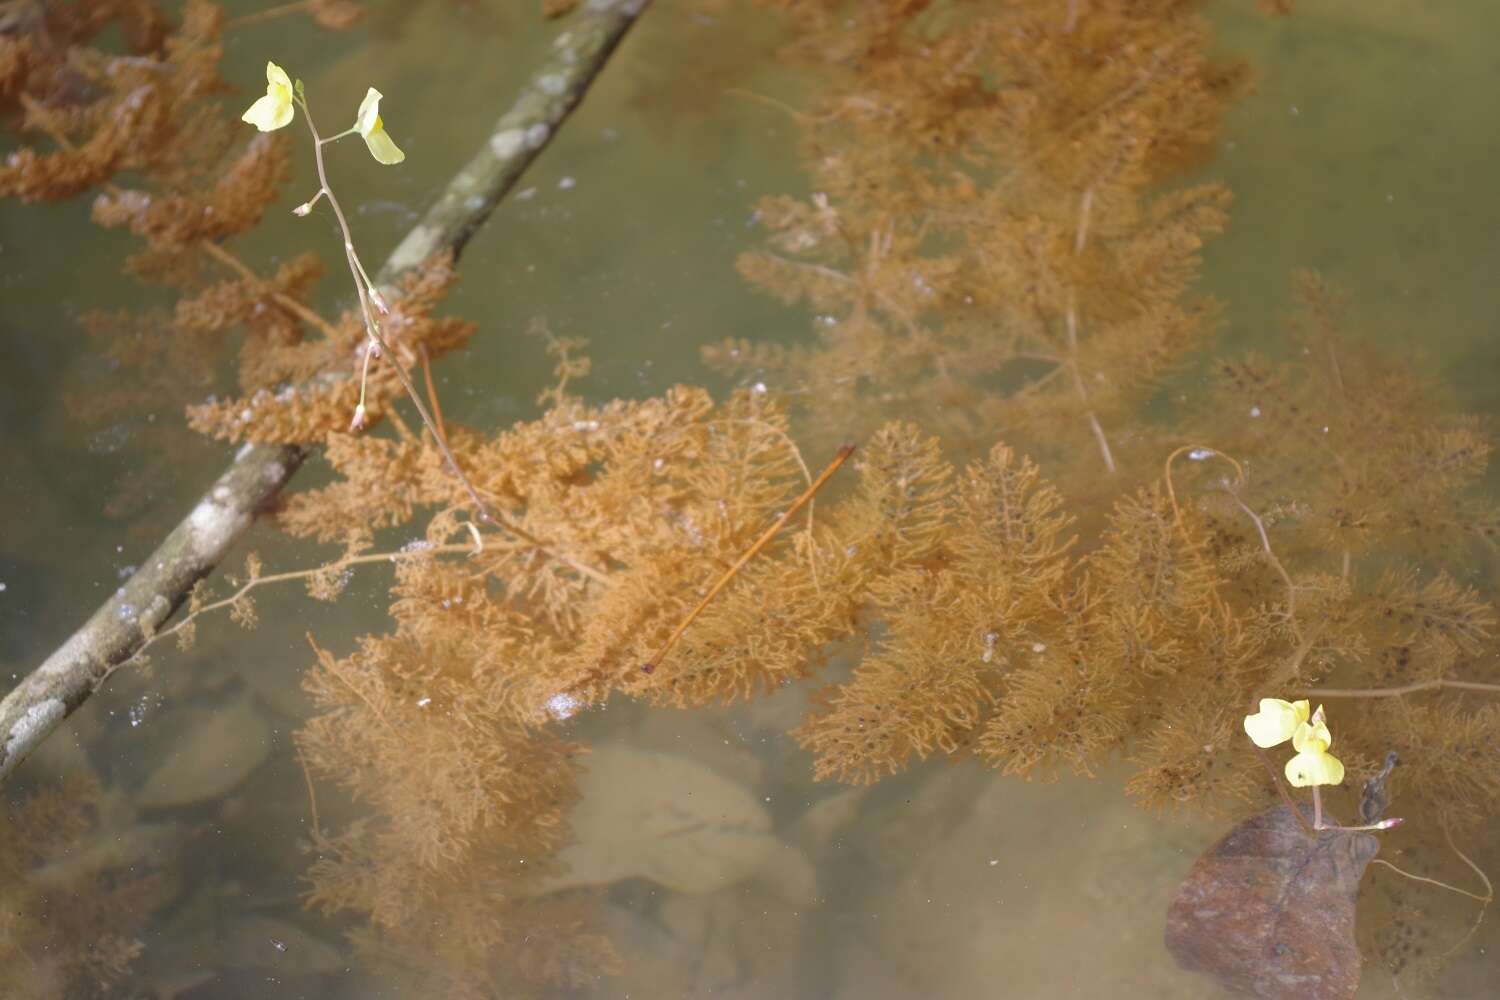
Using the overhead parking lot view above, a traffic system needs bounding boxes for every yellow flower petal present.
[241,60,294,132]
[1285,748,1345,788]
[1292,716,1332,755]
[362,124,405,164]
[267,61,292,91]
[242,92,293,131]
[356,87,383,134]
[355,87,405,164]
[1243,698,1309,749]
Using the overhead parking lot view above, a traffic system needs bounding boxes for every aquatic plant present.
[0,775,155,997]
[3,0,1500,994]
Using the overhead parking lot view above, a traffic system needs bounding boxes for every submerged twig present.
[1294,678,1500,699]
[148,542,475,656]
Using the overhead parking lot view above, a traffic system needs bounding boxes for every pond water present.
[2,0,1499,997]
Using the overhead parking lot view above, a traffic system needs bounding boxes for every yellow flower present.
[356,88,405,165]
[242,61,295,132]
[1284,705,1346,788]
[1243,698,1309,749]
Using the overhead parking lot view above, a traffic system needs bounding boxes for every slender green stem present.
[294,93,498,526]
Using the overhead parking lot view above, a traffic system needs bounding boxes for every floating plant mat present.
[1166,805,1378,1000]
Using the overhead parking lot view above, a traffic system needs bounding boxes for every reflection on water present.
[3,0,1500,997]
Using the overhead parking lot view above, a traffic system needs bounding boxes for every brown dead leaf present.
[1165,806,1379,1000]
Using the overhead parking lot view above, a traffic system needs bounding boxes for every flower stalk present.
[1243,697,1402,834]
[240,61,499,527]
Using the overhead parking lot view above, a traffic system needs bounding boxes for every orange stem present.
[642,443,856,673]
[419,344,448,448]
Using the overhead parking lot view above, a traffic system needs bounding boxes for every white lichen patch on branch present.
[37,630,92,682]
[489,128,525,159]
[187,495,252,551]
[5,698,65,758]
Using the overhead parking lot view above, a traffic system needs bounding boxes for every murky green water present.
[3,0,1499,996]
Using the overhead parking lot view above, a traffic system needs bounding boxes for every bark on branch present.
[0,0,649,784]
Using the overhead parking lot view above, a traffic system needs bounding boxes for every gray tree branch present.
[0,0,649,784]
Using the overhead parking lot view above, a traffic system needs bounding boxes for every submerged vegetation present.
[3,0,1500,995]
